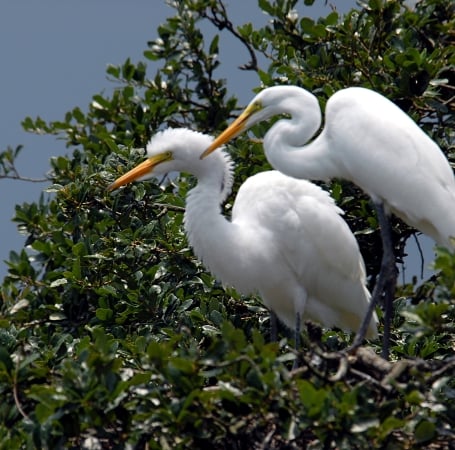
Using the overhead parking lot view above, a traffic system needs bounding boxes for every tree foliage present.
[1,0,454,448]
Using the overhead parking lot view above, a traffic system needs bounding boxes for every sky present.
[0,0,433,282]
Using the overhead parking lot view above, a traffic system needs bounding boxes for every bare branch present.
[412,233,425,279]
[202,0,258,72]
[0,174,48,183]
[13,374,30,421]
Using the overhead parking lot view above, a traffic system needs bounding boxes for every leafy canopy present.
[0,0,454,448]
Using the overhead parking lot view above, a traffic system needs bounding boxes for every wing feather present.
[232,171,374,335]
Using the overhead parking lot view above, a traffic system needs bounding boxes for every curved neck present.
[264,101,339,182]
[184,176,233,260]
[183,155,249,291]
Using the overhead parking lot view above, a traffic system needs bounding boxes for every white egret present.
[108,128,378,358]
[201,85,455,358]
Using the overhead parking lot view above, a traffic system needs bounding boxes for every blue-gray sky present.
[0,0,432,281]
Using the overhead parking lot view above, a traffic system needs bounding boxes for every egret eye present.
[251,100,262,112]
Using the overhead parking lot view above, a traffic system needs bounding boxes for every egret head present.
[108,128,216,192]
[200,85,312,160]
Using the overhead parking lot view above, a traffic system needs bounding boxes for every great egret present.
[108,128,378,358]
[201,85,455,358]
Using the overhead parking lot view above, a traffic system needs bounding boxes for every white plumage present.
[202,85,455,250]
[201,86,455,358]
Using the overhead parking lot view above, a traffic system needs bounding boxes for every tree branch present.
[202,0,258,71]
[0,174,48,183]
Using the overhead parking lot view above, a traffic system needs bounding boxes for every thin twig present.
[412,233,425,279]
[0,174,48,183]
[327,354,349,382]
[259,423,276,450]
[153,203,185,213]
[427,356,455,384]
[13,376,30,421]
[202,0,258,71]
[350,367,385,389]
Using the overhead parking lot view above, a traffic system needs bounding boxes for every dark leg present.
[374,202,398,360]
[350,202,397,359]
[270,311,278,342]
[293,312,301,369]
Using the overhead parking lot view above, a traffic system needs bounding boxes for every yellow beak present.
[108,152,171,191]
[200,105,255,159]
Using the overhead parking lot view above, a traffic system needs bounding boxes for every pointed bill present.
[108,152,171,191]
[200,103,257,159]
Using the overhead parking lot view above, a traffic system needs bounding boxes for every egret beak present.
[108,152,171,191]
[200,102,259,159]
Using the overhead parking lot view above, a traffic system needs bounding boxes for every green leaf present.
[72,242,87,257]
[96,285,118,296]
[106,64,120,78]
[414,420,436,443]
[209,35,219,54]
[96,308,114,321]
[0,347,13,373]
[406,390,424,405]
[35,403,54,424]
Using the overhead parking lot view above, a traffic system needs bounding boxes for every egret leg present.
[350,202,397,359]
[293,312,301,369]
[270,311,278,342]
[373,202,397,359]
